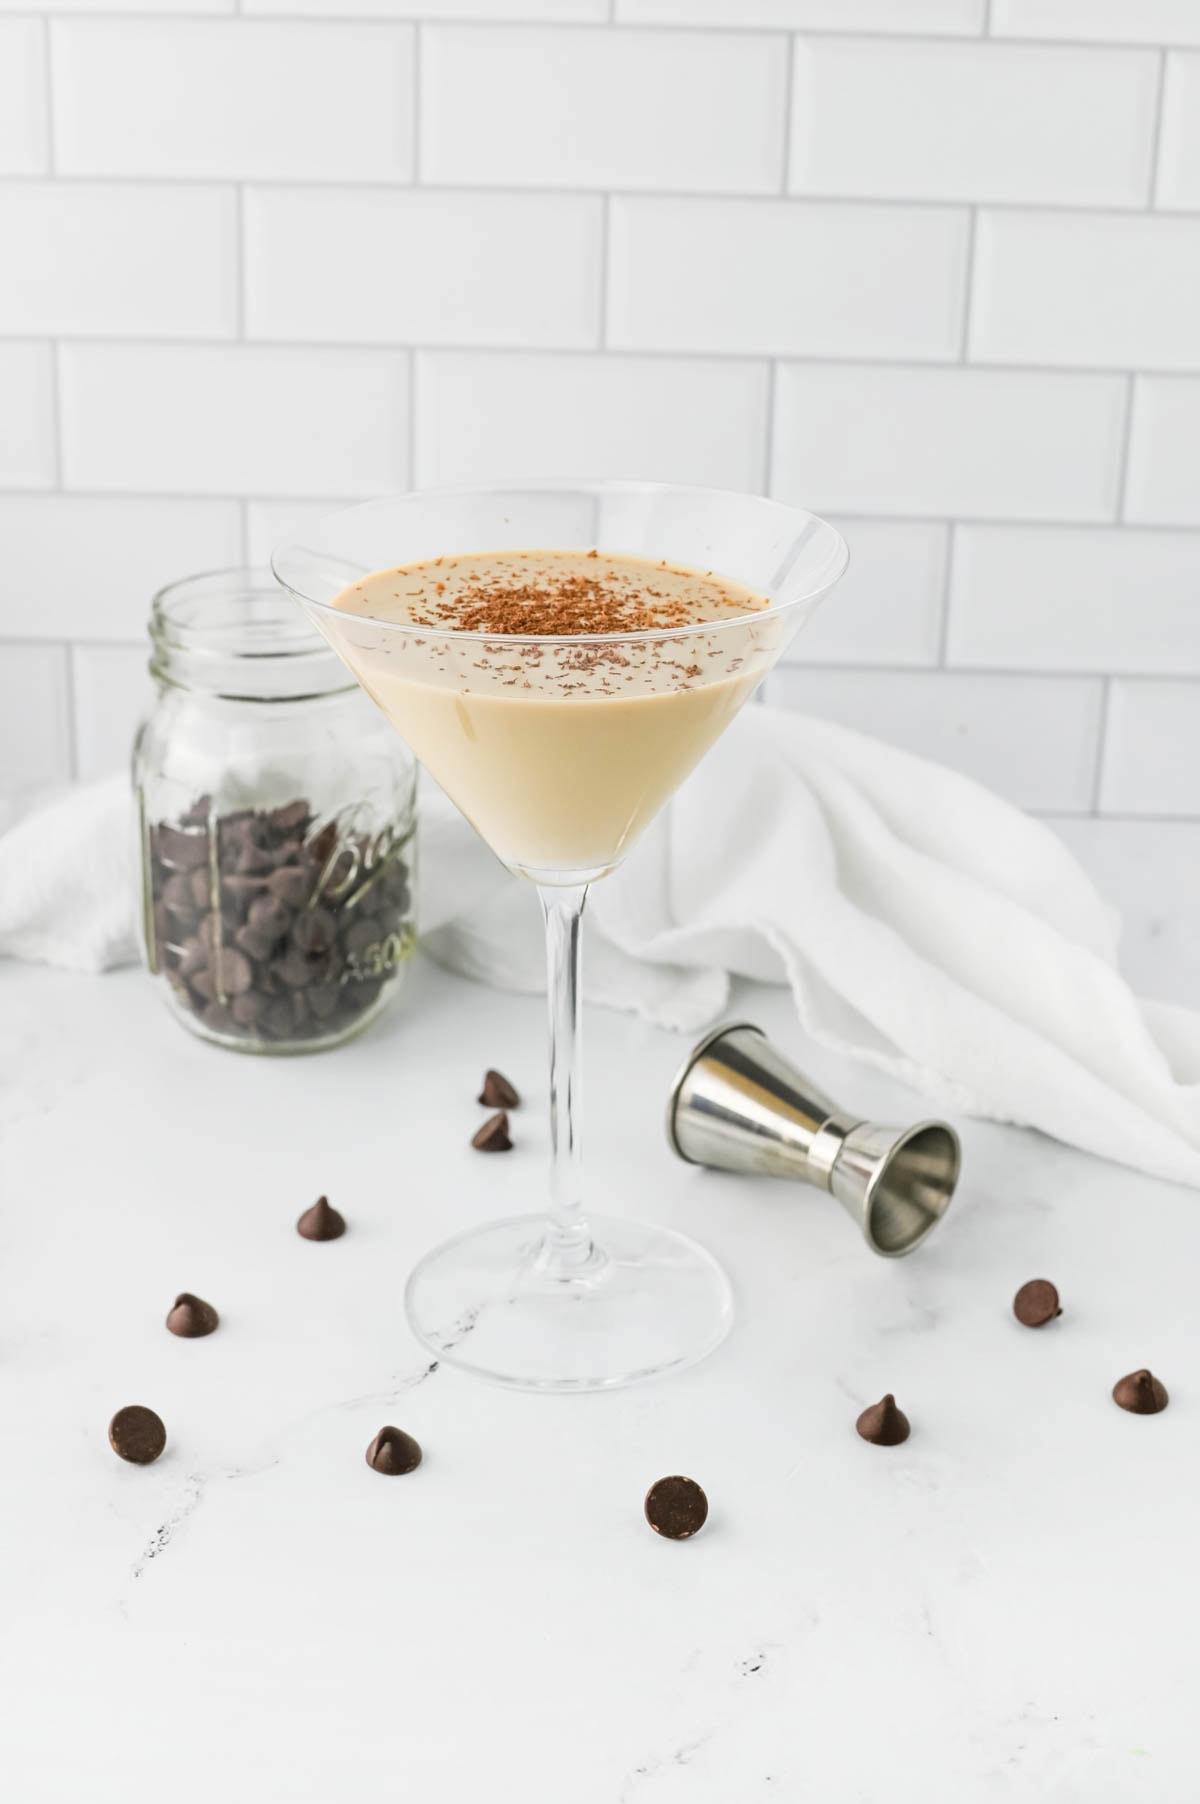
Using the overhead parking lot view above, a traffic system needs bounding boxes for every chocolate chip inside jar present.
[146,795,415,1050]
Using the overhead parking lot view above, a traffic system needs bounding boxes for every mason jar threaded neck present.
[150,567,354,701]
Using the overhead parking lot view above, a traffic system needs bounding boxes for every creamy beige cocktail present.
[326,548,779,878]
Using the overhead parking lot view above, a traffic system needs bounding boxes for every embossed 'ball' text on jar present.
[134,568,417,1054]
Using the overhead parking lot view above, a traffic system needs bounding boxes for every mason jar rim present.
[150,566,355,700]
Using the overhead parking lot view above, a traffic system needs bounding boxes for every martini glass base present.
[403,1213,734,1392]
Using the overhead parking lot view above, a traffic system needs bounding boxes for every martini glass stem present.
[538,883,596,1276]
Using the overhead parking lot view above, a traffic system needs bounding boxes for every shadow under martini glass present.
[274,482,847,1391]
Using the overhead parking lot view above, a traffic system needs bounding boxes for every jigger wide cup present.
[667,1023,960,1258]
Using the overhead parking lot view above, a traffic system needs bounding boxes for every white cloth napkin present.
[5,706,1200,1188]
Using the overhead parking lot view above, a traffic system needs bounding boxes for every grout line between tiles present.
[12,337,1200,385]
[2,173,1195,216]
[1080,813,1200,825]
[957,207,978,361]
[406,346,418,486]
[40,15,56,175]
[1147,48,1167,207]
[1115,373,1137,522]
[596,191,611,349]
[1090,676,1112,813]
[10,16,1184,52]
[411,21,422,183]
[1040,809,1200,826]
[7,489,1200,537]
[63,642,79,781]
[937,523,956,666]
[233,184,246,338]
[778,32,795,196]
[46,339,64,491]
[762,357,777,497]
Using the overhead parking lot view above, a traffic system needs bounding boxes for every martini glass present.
[274,483,847,1391]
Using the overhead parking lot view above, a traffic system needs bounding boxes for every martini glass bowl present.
[274,482,847,1391]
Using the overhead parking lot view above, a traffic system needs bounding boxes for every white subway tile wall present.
[53,20,416,182]
[0,497,242,641]
[70,644,153,783]
[0,342,56,490]
[413,351,769,489]
[0,3,1196,836]
[0,646,71,789]
[1158,54,1200,208]
[617,1,985,27]
[767,668,1104,814]
[949,526,1200,675]
[991,1,1200,49]
[58,344,410,496]
[970,212,1200,372]
[608,198,970,360]
[771,363,1126,520]
[783,519,947,669]
[1126,378,1200,526]
[1100,681,1200,817]
[0,184,239,340]
[788,40,1158,206]
[1048,817,1200,1006]
[0,20,48,174]
[244,188,603,347]
[421,27,787,192]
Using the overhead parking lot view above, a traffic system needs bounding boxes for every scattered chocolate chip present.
[478,1069,520,1110]
[1013,1279,1061,1327]
[1113,1368,1169,1414]
[366,1426,423,1475]
[297,1195,345,1241]
[856,1394,911,1446]
[109,1405,167,1465]
[644,1475,708,1539]
[472,1111,512,1152]
[166,1292,219,1338]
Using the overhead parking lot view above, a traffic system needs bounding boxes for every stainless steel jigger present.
[667,1023,960,1257]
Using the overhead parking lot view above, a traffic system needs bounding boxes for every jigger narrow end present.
[839,1119,961,1258]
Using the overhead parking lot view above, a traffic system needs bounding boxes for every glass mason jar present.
[134,568,417,1054]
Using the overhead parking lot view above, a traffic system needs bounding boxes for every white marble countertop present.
[1,953,1195,1802]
